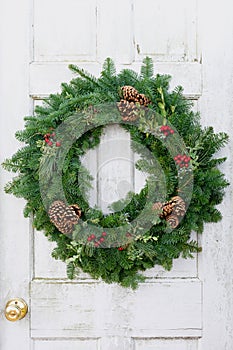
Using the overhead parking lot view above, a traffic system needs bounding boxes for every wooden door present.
[1,0,233,349]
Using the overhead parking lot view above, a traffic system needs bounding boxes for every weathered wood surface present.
[1,0,233,349]
[30,279,202,338]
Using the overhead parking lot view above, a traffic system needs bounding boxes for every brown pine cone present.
[162,201,174,217]
[121,86,151,107]
[48,200,81,234]
[121,86,139,101]
[137,93,151,107]
[69,204,82,219]
[117,100,140,121]
[162,196,186,218]
[171,196,186,217]
[153,196,185,228]
[166,214,179,229]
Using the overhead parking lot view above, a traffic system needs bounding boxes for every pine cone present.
[117,100,140,121]
[121,86,151,107]
[171,196,186,217]
[137,93,151,107]
[48,200,81,234]
[166,214,179,229]
[121,86,139,101]
[162,200,174,217]
[152,196,185,228]
[162,196,186,218]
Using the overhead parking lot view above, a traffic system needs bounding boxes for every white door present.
[1,1,233,350]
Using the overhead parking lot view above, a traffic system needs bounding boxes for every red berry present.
[94,242,99,247]
[56,141,61,147]
[91,234,96,239]
[102,232,107,236]
[51,132,56,137]
[118,247,124,251]
[87,236,92,242]
[99,237,105,243]
[185,163,189,168]
[48,141,53,146]
[45,138,49,143]
[170,129,174,134]
[164,132,169,136]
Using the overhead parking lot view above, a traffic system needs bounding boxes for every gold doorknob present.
[5,298,28,322]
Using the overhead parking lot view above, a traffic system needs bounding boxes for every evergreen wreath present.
[3,57,229,289]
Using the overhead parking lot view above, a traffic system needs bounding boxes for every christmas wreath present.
[3,57,229,288]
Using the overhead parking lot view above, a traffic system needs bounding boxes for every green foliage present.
[140,56,154,79]
[2,57,229,289]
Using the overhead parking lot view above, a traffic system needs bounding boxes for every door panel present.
[134,0,198,62]
[33,0,97,62]
[30,280,201,338]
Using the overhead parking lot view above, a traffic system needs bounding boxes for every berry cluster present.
[118,247,124,251]
[160,125,175,137]
[174,154,191,168]
[44,132,61,147]
[87,231,107,247]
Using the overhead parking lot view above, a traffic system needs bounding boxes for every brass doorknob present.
[5,298,28,322]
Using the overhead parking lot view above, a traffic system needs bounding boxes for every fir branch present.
[101,57,116,78]
[140,56,154,79]
[68,64,101,88]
